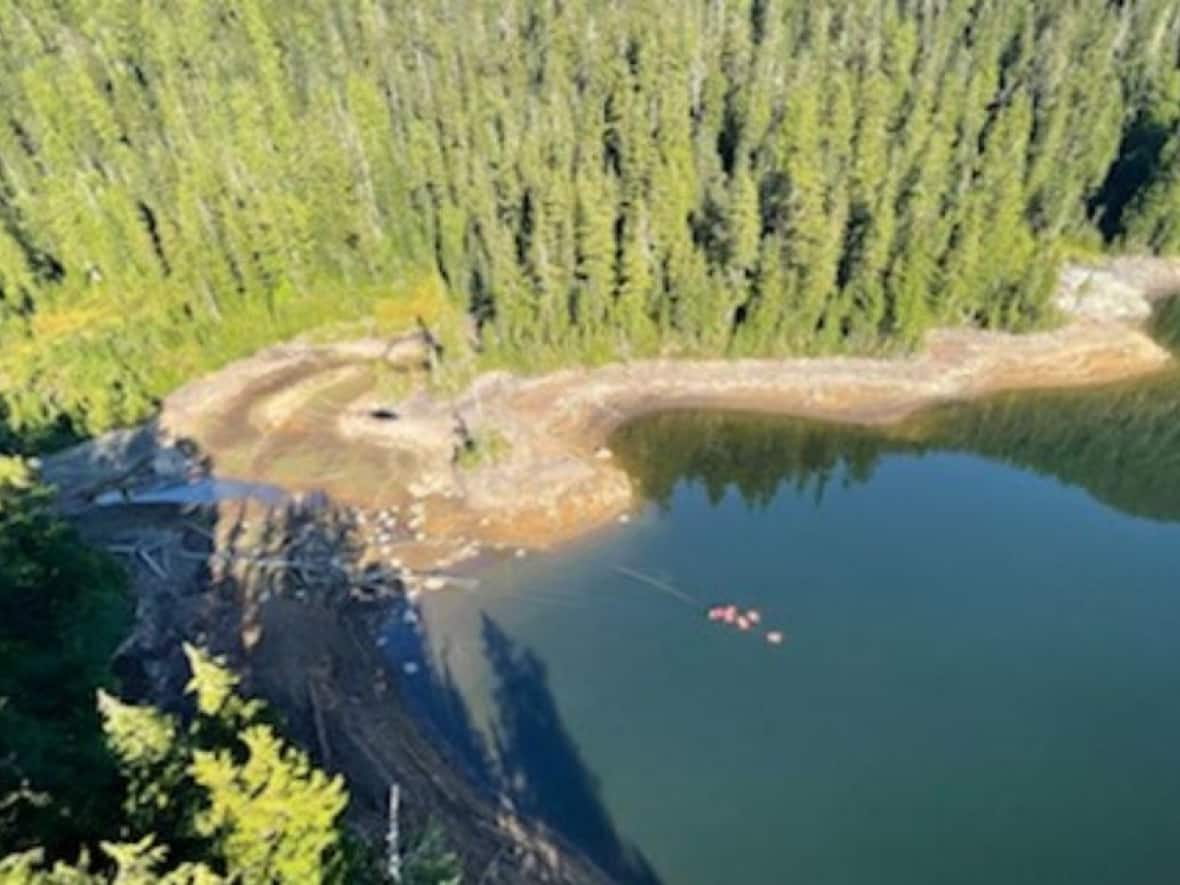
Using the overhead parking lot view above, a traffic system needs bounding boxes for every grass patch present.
[371,363,423,404]
[455,427,512,470]
[1149,293,1180,354]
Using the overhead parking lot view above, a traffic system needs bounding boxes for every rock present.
[515,548,527,559]
[402,661,420,675]
[594,446,613,460]
[151,447,189,478]
[618,513,631,524]
[1056,265,1154,322]
[423,576,447,591]
[242,623,262,650]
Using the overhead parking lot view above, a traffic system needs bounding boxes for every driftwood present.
[387,782,402,882]
[172,548,312,570]
[182,521,217,541]
[137,548,169,580]
[110,532,414,603]
[308,677,333,769]
[418,573,480,591]
[75,453,155,504]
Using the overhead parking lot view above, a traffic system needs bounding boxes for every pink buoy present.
[736,616,751,631]
[707,607,724,621]
[746,609,762,624]
[766,630,784,645]
[722,607,737,624]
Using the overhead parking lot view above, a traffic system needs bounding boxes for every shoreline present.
[134,260,1180,563]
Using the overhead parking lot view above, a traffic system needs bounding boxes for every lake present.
[388,372,1180,884]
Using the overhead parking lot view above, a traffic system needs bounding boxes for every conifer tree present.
[2,0,1180,439]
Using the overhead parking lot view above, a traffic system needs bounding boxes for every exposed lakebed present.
[385,371,1180,884]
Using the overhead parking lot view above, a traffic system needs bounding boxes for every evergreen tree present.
[6,646,390,884]
[1,0,1179,440]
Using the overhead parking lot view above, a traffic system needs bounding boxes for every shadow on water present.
[480,615,661,885]
[387,604,662,884]
[385,612,498,795]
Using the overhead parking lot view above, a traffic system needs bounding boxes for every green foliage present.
[182,646,262,726]
[455,429,512,471]
[0,458,131,859]
[6,644,446,884]
[1,1,1180,443]
[401,826,462,885]
[114,644,350,884]
[96,692,185,834]
[1150,294,1180,353]
[189,725,347,884]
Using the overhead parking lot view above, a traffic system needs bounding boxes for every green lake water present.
[390,371,1180,884]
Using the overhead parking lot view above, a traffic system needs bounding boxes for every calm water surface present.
[390,374,1180,884]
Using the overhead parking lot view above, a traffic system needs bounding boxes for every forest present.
[2,0,1180,448]
[4,1,1180,880]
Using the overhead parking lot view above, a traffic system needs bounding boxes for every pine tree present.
[3,0,1180,438]
[190,725,347,885]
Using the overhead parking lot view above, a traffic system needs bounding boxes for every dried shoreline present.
[141,260,1178,561]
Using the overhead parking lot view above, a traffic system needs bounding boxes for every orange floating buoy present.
[766,630,784,645]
